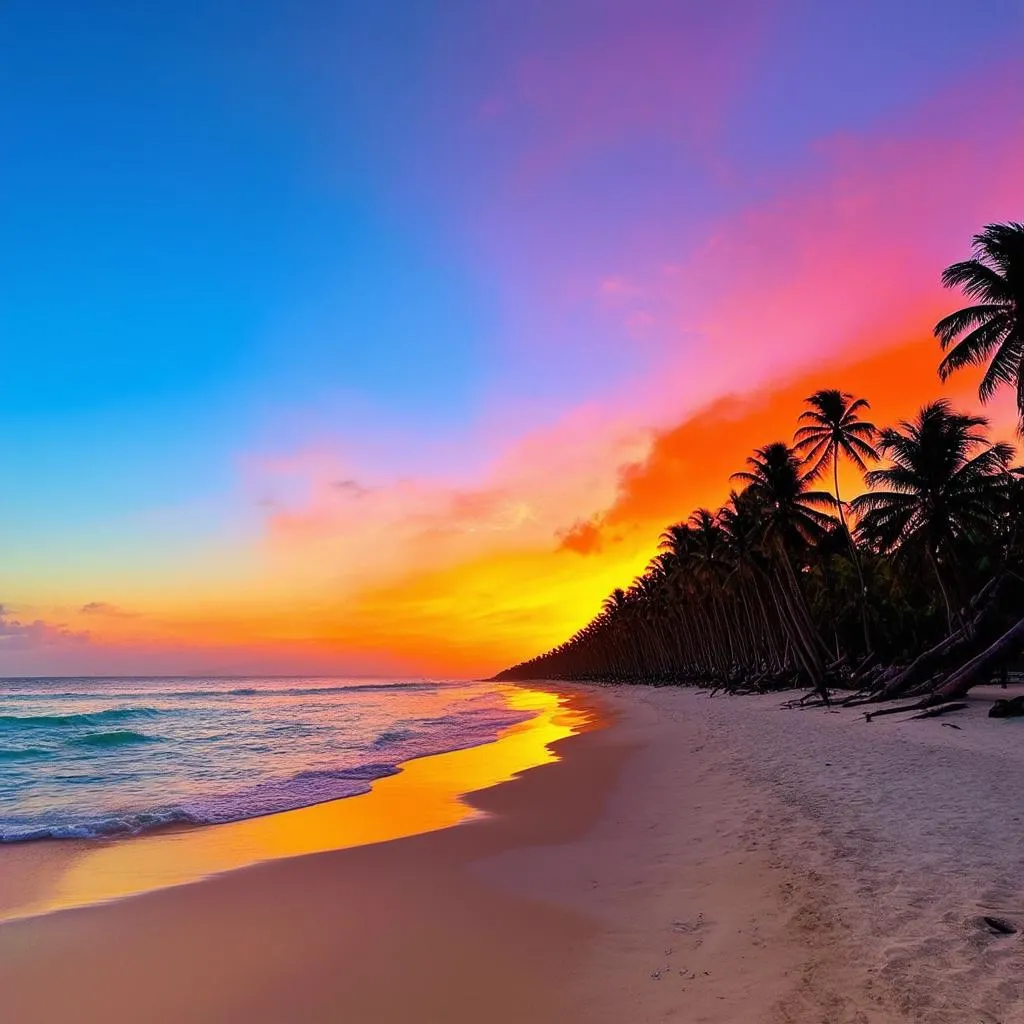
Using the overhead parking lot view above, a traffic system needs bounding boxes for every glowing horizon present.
[3,2,1024,677]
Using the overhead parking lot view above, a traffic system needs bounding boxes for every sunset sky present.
[3,0,1024,677]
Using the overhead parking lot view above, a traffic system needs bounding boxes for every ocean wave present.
[0,681,441,701]
[0,807,200,843]
[0,707,163,729]
[68,730,159,748]
[372,727,416,747]
[0,679,533,846]
[0,745,49,761]
[289,764,400,784]
[0,763,403,843]
[170,682,440,699]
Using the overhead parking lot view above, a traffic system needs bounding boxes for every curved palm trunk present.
[927,546,960,633]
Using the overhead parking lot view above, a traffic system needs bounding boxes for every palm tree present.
[934,222,1024,425]
[732,442,838,694]
[794,389,879,651]
[658,521,728,680]
[732,442,838,551]
[794,389,878,521]
[718,489,790,676]
[852,400,1014,630]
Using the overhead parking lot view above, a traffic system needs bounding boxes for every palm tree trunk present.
[770,544,828,701]
[928,546,959,632]
[834,458,873,655]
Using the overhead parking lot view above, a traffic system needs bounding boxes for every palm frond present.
[940,260,1012,303]
[938,316,1013,380]
[978,331,1024,401]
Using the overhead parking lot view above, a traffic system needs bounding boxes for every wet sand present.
[0,687,624,1023]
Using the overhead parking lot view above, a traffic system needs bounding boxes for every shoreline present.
[0,683,630,1024]
[0,683,601,923]
[3,683,1022,1022]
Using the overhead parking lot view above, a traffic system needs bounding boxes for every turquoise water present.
[0,677,529,841]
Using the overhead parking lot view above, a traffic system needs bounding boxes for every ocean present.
[0,676,533,842]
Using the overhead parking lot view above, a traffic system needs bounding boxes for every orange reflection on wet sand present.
[4,684,595,922]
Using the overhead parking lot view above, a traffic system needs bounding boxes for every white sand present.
[482,683,1024,1022]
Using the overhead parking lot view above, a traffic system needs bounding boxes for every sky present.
[3,0,1024,677]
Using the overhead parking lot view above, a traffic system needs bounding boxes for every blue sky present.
[2,0,1022,673]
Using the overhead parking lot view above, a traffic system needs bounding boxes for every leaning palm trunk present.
[764,572,820,685]
[922,614,1024,705]
[769,546,829,700]
[774,547,827,668]
[851,575,1004,702]
[748,578,785,671]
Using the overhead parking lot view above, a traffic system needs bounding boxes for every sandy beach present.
[3,683,1023,1023]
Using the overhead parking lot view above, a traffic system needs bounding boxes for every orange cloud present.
[606,336,983,534]
[556,517,606,555]
[322,337,1005,677]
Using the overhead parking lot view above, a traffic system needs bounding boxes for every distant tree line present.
[495,223,1024,708]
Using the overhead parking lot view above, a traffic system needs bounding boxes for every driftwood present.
[909,702,969,720]
[862,697,962,722]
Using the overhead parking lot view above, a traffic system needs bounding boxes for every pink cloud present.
[0,605,90,653]
[589,62,1024,426]
[250,402,651,595]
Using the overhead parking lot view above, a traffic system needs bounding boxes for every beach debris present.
[863,699,968,723]
[988,696,1024,718]
[941,722,962,729]
[981,916,1017,936]
[909,702,969,720]
[670,913,705,934]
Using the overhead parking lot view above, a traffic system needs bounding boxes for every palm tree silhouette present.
[934,222,1024,426]
[852,400,1013,630]
[733,442,838,695]
[732,442,838,549]
[493,219,1024,705]
[794,389,879,651]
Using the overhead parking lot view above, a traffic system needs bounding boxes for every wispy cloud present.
[80,601,138,618]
